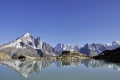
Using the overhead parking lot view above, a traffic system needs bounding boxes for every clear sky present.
[0,0,120,47]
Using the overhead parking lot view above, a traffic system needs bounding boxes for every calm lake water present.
[0,59,120,80]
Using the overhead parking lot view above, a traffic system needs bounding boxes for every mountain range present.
[0,33,59,57]
[0,33,120,57]
[55,41,120,56]
[79,41,120,56]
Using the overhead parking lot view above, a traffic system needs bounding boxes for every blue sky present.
[0,0,120,47]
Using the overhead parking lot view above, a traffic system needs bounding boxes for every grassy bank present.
[0,52,11,60]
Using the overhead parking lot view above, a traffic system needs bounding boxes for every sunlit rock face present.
[0,33,59,57]
[55,43,81,54]
[55,41,120,56]
[80,41,120,56]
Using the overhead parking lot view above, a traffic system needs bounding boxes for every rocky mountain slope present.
[1,33,120,57]
[0,33,59,58]
[55,43,81,54]
[55,41,120,56]
[80,41,120,56]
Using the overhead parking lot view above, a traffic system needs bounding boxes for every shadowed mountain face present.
[0,59,120,78]
[0,47,40,58]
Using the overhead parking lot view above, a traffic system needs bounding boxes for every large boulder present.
[60,51,90,60]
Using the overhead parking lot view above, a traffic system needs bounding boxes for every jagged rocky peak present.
[36,37,41,41]
[112,41,120,44]
[17,33,33,40]
[0,33,59,56]
[79,41,120,56]
[23,32,33,37]
[0,33,42,49]
[55,43,81,52]
[12,33,35,49]
[84,43,89,47]
[18,33,34,41]
[34,36,42,49]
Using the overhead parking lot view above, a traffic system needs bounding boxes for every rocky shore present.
[0,51,91,61]
[2,46,120,63]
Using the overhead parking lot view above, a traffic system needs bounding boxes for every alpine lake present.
[0,59,120,80]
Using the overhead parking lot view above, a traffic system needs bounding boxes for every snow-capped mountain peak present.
[54,43,81,53]
[17,33,34,41]
[23,32,32,36]
[0,33,59,56]
[0,33,35,49]
[23,33,34,39]
[1,32,120,57]
[80,41,120,56]
[112,41,120,45]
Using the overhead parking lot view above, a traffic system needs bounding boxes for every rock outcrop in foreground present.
[36,51,91,61]
[59,51,91,60]
[0,52,11,60]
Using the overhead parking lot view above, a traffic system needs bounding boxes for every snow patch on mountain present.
[1,32,120,56]
[80,41,120,56]
[54,43,81,54]
[0,33,35,49]
[0,33,58,56]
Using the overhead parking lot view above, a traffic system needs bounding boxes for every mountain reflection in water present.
[0,59,120,78]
